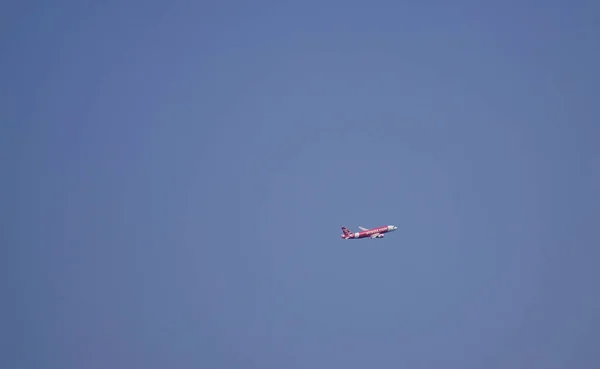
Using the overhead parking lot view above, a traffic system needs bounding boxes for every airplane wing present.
[358,226,368,231]
[370,233,380,238]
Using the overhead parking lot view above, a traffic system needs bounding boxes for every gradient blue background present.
[4,1,600,368]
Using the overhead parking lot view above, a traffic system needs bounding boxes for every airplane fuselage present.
[341,225,397,239]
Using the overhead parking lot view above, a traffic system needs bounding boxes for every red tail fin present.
[341,226,352,237]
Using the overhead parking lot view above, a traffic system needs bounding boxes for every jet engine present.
[373,234,384,238]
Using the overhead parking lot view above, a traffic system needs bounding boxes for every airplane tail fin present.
[341,226,352,238]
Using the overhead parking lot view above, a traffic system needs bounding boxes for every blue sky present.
[4,1,600,368]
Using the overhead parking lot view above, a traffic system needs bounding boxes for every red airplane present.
[341,225,398,239]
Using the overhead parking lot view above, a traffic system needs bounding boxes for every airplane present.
[341,225,398,239]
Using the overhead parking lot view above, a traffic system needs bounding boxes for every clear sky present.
[4,1,600,368]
